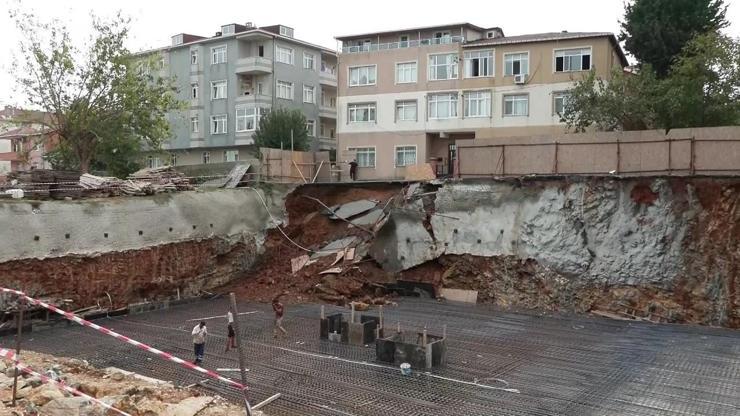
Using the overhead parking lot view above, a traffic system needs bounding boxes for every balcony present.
[320,69,337,87]
[235,93,272,106]
[235,57,272,74]
[341,35,464,54]
[319,105,336,119]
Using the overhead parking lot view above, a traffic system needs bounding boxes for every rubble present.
[0,351,265,416]
[327,199,378,220]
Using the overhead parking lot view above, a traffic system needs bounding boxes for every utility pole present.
[11,298,24,406]
[229,293,252,416]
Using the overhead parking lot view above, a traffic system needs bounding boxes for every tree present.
[562,33,740,132]
[10,10,183,176]
[620,0,728,77]
[253,108,310,151]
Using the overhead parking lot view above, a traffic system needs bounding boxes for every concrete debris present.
[329,250,345,266]
[291,255,310,274]
[328,199,378,220]
[319,267,343,275]
[404,183,421,200]
[223,164,251,188]
[311,236,358,260]
[127,166,194,192]
[348,208,386,227]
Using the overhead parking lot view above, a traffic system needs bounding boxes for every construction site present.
[0,161,738,415]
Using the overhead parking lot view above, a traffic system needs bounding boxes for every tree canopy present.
[620,0,728,77]
[10,10,183,177]
[253,108,310,151]
[562,33,740,132]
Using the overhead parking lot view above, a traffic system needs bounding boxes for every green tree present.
[620,0,728,77]
[562,33,740,132]
[10,10,183,176]
[253,108,310,151]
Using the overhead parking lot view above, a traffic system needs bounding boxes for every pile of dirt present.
[222,184,403,304]
[0,351,261,416]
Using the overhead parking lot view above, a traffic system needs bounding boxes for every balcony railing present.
[341,36,464,54]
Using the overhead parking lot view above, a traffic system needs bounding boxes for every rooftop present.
[335,22,499,40]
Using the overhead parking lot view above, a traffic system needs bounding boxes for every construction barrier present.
[0,348,131,416]
[0,287,247,391]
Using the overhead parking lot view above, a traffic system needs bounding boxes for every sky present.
[1,0,739,106]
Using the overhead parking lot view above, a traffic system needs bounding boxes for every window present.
[224,150,239,162]
[258,45,264,57]
[211,114,227,134]
[348,147,375,167]
[349,65,376,86]
[428,93,458,119]
[190,50,198,65]
[503,95,529,116]
[433,31,452,44]
[399,35,409,48]
[303,53,315,70]
[172,34,184,46]
[464,50,493,78]
[257,82,264,95]
[306,120,315,136]
[211,80,226,99]
[348,103,376,123]
[211,46,226,64]
[555,48,591,72]
[11,140,21,153]
[428,54,458,80]
[157,58,165,69]
[464,91,492,118]
[276,46,294,64]
[504,53,529,76]
[279,26,294,38]
[147,156,162,169]
[553,92,570,115]
[395,100,417,121]
[222,25,235,35]
[190,116,199,133]
[235,106,266,131]
[277,81,294,100]
[170,153,177,166]
[202,151,210,164]
[395,146,417,167]
[191,83,199,99]
[396,62,417,84]
[303,85,315,103]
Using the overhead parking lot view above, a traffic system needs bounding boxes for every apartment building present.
[141,22,337,167]
[335,23,628,180]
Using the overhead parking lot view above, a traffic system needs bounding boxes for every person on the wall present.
[349,159,358,181]
[191,321,207,365]
[272,294,288,338]
[225,311,236,352]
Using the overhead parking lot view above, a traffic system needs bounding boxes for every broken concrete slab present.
[440,288,478,304]
[291,255,310,274]
[311,236,358,260]
[163,396,214,416]
[319,267,343,275]
[370,211,441,273]
[349,208,385,227]
[223,164,251,188]
[405,183,421,199]
[329,199,378,220]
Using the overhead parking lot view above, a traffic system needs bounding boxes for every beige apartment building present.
[335,23,628,180]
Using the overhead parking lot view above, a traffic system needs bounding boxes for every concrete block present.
[347,322,365,346]
[440,288,478,304]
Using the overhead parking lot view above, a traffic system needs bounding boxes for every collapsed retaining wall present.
[0,187,291,307]
[372,178,739,327]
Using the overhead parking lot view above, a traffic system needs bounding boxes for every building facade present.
[335,24,628,180]
[141,23,337,167]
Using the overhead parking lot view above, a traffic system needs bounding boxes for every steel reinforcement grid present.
[1,298,738,416]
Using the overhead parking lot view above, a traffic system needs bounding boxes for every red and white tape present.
[0,348,132,416]
[0,287,246,391]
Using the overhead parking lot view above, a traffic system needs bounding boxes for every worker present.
[272,294,288,338]
[225,311,236,352]
[191,321,207,365]
[349,159,358,181]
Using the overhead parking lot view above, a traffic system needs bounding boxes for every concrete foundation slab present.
[439,288,478,304]
[329,200,378,220]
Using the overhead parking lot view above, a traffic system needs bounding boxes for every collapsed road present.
[3,298,739,416]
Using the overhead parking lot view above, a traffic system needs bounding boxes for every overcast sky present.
[1,0,739,106]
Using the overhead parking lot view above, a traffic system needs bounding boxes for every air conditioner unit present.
[514,74,526,84]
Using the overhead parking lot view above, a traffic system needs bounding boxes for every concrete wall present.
[457,126,740,176]
[0,187,290,262]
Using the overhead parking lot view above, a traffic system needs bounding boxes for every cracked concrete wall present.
[0,187,291,262]
[374,179,697,287]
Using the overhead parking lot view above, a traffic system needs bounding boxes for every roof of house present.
[0,125,52,139]
[0,106,49,124]
[335,23,497,41]
[462,31,628,67]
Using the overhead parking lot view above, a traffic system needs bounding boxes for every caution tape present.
[0,348,132,416]
[0,287,247,391]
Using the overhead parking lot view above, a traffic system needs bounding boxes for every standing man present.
[191,321,207,365]
[225,311,236,352]
[349,159,358,181]
[272,294,288,338]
